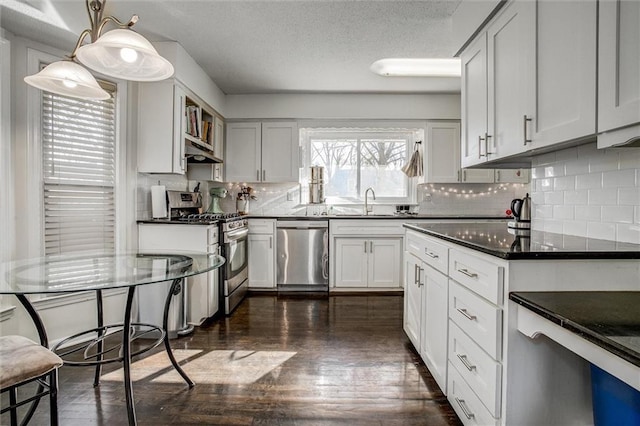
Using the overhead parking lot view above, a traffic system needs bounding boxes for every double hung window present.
[301,127,423,204]
[42,81,117,255]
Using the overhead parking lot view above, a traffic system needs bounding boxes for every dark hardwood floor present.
[17,294,462,425]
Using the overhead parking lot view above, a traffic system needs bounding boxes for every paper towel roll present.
[151,185,168,218]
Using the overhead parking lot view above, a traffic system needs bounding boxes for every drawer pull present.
[458,268,478,278]
[457,308,477,321]
[417,267,423,287]
[456,353,476,371]
[455,397,475,420]
[425,250,439,259]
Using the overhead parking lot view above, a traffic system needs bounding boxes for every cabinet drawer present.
[405,231,449,274]
[449,320,502,417]
[449,249,503,305]
[330,220,404,236]
[449,281,502,361]
[249,219,275,234]
[448,362,500,426]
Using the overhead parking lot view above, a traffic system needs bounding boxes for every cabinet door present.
[212,117,224,182]
[368,239,402,288]
[248,233,275,288]
[334,238,368,288]
[494,169,529,184]
[532,0,596,148]
[137,81,185,174]
[461,169,494,183]
[261,122,299,183]
[226,122,262,182]
[425,121,461,183]
[487,0,535,160]
[461,33,488,168]
[599,0,640,133]
[404,253,422,350]
[420,265,449,393]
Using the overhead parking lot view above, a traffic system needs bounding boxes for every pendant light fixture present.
[24,0,174,100]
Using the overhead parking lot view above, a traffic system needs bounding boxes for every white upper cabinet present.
[487,0,535,160]
[138,81,186,174]
[532,0,597,148]
[598,0,640,146]
[226,121,299,182]
[425,121,462,183]
[461,33,488,168]
[225,122,262,182]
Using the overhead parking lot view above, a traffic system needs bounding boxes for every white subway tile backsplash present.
[602,206,634,224]
[603,169,636,188]
[553,175,575,191]
[544,191,564,205]
[544,219,564,233]
[534,205,554,219]
[531,167,545,179]
[635,206,640,224]
[616,224,640,244]
[618,187,640,206]
[575,206,602,222]
[534,152,557,167]
[588,189,617,205]
[576,172,602,190]
[553,205,574,220]
[587,222,616,240]
[545,165,565,178]
[563,221,587,237]
[564,190,588,205]
[589,149,620,173]
[536,178,553,192]
[619,149,640,170]
[564,158,589,176]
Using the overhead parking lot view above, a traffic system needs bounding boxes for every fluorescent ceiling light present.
[370,58,461,77]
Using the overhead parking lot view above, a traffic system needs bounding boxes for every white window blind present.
[42,82,117,255]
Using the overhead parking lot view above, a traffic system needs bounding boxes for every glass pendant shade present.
[76,29,174,81]
[23,61,110,100]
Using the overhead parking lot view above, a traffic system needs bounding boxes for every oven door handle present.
[225,228,249,241]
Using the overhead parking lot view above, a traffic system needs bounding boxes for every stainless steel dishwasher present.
[276,220,329,291]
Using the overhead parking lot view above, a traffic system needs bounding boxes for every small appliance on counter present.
[508,193,531,230]
[150,185,168,218]
[309,166,325,204]
[208,187,228,213]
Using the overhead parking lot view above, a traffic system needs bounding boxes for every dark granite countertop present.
[510,292,640,368]
[404,222,640,259]
[137,219,220,225]
[251,214,509,220]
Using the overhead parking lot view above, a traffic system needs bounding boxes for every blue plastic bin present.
[591,364,640,426]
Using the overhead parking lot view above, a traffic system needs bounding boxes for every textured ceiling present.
[3,0,462,94]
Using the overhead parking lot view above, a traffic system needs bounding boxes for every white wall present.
[225,93,461,120]
[530,142,640,243]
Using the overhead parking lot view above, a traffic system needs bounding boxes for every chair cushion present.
[0,335,63,389]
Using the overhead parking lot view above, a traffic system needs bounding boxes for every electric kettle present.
[511,193,531,223]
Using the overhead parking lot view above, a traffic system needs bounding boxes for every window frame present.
[300,123,424,205]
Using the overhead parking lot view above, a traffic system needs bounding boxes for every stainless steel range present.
[153,191,249,316]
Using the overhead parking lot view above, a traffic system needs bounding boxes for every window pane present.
[310,138,358,199]
[360,139,407,198]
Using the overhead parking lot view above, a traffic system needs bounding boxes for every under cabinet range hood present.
[185,139,223,164]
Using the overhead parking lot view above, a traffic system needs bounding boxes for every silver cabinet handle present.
[263,169,266,181]
[524,115,532,145]
[369,241,373,253]
[463,170,467,181]
[417,267,423,287]
[485,133,493,155]
[364,241,367,253]
[425,249,438,259]
[269,236,272,249]
[414,264,418,285]
[496,170,501,182]
[257,169,260,181]
[478,135,486,158]
[456,353,476,371]
[457,268,478,278]
[457,308,477,321]
[455,397,475,420]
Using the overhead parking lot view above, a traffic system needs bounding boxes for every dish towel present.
[401,141,423,177]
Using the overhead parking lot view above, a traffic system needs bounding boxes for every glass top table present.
[0,250,225,426]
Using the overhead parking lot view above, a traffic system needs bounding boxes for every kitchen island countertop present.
[510,291,640,368]
[404,222,640,259]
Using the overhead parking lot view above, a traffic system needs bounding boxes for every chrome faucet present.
[364,187,376,215]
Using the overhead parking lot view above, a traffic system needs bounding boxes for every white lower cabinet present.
[334,238,401,288]
[404,230,450,393]
[248,219,276,289]
[448,363,500,426]
[331,220,403,290]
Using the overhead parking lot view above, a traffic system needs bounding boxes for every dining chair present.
[0,335,63,425]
